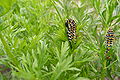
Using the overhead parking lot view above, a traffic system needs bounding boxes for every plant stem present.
[50,0,64,23]
[101,60,106,80]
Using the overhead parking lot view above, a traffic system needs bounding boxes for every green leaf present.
[0,0,16,17]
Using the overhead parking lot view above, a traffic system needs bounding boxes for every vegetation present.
[0,0,120,80]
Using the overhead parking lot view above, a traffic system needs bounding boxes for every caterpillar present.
[105,28,115,59]
[65,19,77,42]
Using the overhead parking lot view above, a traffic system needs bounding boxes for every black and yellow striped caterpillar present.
[105,28,115,59]
[65,19,77,42]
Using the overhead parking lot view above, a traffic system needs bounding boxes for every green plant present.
[0,0,120,80]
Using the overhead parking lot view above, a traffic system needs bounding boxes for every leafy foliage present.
[0,0,120,80]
